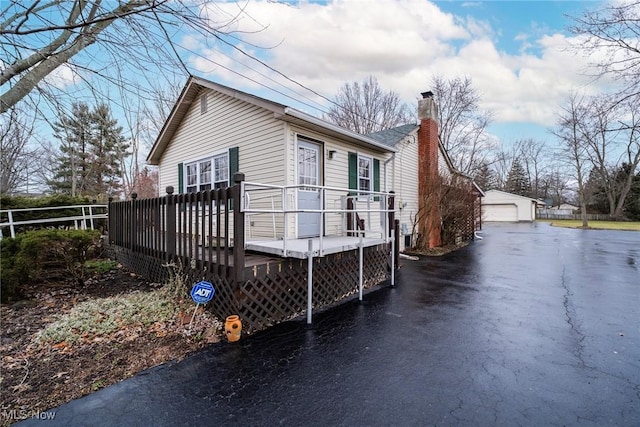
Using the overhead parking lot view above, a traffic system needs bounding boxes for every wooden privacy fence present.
[536,210,620,221]
[109,172,245,283]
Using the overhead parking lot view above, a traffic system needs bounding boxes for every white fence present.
[0,204,108,239]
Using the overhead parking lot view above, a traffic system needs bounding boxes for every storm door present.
[297,139,322,238]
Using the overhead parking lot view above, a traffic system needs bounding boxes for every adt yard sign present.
[190,281,215,304]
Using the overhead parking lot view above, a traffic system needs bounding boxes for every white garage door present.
[484,204,518,222]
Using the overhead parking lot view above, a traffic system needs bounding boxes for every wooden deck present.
[246,236,388,258]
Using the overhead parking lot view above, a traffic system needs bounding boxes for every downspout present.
[383,152,395,192]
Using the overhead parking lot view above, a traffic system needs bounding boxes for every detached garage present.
[482,190,537,222]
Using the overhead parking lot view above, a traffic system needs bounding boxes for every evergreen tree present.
[49,103,93,195]
[473,161,498,191]
[505,159,531,196]
[49,102,129,198]
[584,168,608,214]
[89,104,129,197]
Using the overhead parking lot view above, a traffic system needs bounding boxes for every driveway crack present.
[561,266,586,367]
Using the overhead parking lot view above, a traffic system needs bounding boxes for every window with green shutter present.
[348,152,380,200]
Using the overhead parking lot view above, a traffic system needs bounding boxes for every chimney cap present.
[421,91,434,99]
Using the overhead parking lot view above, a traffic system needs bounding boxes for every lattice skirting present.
[108,246,239,327]
[109,243,391,335]
[237,244,390,332]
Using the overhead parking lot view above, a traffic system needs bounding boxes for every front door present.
[297,139,321,238]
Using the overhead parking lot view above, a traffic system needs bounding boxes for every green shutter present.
[178,163,184,193]
[348,152,357,194]
[229,147,239,185]
[374,158,380,201]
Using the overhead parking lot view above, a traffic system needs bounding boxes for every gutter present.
[283,107,397,153]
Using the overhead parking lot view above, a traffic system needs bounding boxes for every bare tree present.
[575,94,640,218]
[1,1,251,115]
[551,93,591,227]
[581,95,621,216]
[412,173,477,250]
[569,1,640,103]
[325,76,413,134]
[491,144,518,190]
[430,75,494,175]
[0,107,41,194]
[544,169,572,206]
[118,79,179,197]
[514,139,549,199]
[612,97,640,217]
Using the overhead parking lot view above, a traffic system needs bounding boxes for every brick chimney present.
[417,91,442,248]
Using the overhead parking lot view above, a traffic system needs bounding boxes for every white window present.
[358,155,372,194]
[213,155,229,190]
[185,153,228,193]
[298,145,318,190]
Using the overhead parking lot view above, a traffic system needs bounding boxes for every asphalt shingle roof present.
[367,123,419,147]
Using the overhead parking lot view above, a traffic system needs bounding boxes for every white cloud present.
[44,63,80,89]
[191,0,618,136]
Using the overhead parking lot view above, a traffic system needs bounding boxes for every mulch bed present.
[1,267,219,426]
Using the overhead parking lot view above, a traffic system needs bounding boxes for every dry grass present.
[539,219,640,231]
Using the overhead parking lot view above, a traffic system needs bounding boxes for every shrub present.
[0,194,106,236]
[0,229,102,302]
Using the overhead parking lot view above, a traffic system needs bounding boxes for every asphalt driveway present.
[19,222,640,426]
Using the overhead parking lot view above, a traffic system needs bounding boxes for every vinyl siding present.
[158,89,285,190]
[482,190,536,222]
[287,124,392,238]
[157,89,286,240]
[389,134,419,251]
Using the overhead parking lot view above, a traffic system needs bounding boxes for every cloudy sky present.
[182,0,614,146]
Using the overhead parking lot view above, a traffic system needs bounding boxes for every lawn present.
[538,219,640,231]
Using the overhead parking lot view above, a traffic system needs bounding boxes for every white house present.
[112,77,486,332]
[482,190,537,222]
[146,77,480,252]
[147,76,399,252]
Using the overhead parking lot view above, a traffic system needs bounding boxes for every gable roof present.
[368,123,485,197]
[147,76,396,164]
[367,123,419,147]
[484,189,537,202]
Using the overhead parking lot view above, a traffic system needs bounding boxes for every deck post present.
[165,187,176,261]
[233,172,246,284]
[346,196,354,237]
[388,191,395,240]
[394,219,400,268]
[320,187,325,256]
[307,239,313,325]
[107,197,114,245]
[390,227,395,287]
[358,232,363,301]
[282,187,288,257]
[130,192,138,251]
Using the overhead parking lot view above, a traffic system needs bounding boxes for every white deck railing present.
[241,181,394,257]
[0,204,108,239]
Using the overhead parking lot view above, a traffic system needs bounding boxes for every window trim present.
[357,154,373,195]
[184,151,229,194]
